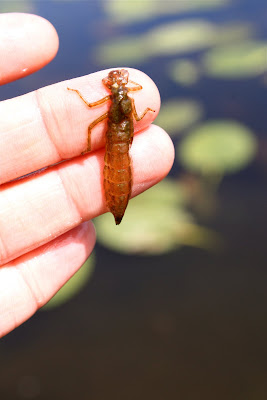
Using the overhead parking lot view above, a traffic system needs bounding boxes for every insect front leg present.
[67,88,111,108]
[131,98,155,122]
[82,112,109,154]
[128,80,143,92]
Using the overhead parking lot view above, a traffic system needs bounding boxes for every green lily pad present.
[155,99,203,135]
[0,1,34,13]
[98,17,252,66]
[169,59,200,86]
[42,254,95,310]
[178,120,257,175]
[215,23,252,45]
[146,20,217,56]
[97,37,146,65]
[95,179,192,255]
[103,0,228,24]
[95,178,221,253]
[98,20,219,65]
[203,41,267,78]
[131,178,187,208]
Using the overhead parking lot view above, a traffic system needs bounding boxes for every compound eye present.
[102,77,112,88]
[120,69,129,84]
[108,70,118,80]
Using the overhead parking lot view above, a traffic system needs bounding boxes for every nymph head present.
[102,69,129,89]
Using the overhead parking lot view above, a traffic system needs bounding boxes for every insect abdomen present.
[103,120,132,225]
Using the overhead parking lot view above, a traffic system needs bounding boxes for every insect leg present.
[128,80,142,92]
[67,88,111,107]
[82,112,109,154]
[131,98,155,121]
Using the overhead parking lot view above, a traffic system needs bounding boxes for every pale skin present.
[0,13,174,338]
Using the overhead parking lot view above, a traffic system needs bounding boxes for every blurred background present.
[1,0,267,399]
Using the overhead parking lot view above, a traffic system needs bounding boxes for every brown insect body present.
[68,69,155,225]
[103,70,134,224]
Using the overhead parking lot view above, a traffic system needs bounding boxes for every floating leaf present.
[131,178,187,207]
[103,0,228,24]
[214,23,252,45]
[168,23,251,85]
[96,179,222,253]
[178,120,257,175]
[98,18,252,66]
[95,179,192,255]
[42,255,95,310]
[169,59,200,86]
[0,1,34,13]
[155,99,203,136]
[97,37,146,65]
[98,20,219,65]
[147,20,216,55]
[203,41,267,78]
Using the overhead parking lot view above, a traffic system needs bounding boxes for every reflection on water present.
[1,0,267,399]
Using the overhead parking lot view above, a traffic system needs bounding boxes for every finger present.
[0,125,174,265]
[0,13,59,85]
[0,68,160,184]
[0,221,95,338]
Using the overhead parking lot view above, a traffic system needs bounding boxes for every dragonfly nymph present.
[68,69,155,224]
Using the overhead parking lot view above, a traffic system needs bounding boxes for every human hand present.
[0,13,174,338]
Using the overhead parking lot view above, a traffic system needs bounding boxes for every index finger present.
[0,68,160,185]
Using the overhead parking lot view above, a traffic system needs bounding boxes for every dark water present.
[1,1,267,399]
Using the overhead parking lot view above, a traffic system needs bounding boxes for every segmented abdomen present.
[103,118,133,225]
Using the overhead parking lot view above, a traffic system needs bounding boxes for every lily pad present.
[215,23,252,45]
[98,20,219,65]
[103,0,228,24]
[98,18,252,66]
[155,99,203,135]
[178,120,257,175]
[42,255,95,310]
[169,59,200,86]
[147,20,217,56]
[97,37,146,65]
[203,41,267,78]
[0,1,34,13]
[95,179,192,255]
